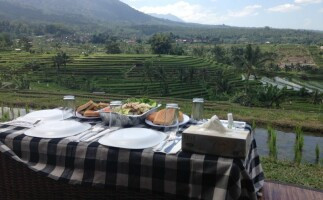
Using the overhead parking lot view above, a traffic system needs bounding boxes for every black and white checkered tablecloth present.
[0,118,264,200]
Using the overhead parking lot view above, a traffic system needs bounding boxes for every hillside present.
[0,0,322,44]
[0,0,172,25]
[0,52,247,99]
[0,1,90,25]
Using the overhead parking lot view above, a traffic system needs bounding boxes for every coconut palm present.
[232,44,275,81]
[52,51,71,74]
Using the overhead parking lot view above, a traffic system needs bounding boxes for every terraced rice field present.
[308,46,323,68]
[0,52,245,99]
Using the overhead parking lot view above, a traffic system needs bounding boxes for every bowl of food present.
[99,98,161,127]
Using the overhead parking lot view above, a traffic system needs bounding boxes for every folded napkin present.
[2,117,42,128]
[153,137,182,154]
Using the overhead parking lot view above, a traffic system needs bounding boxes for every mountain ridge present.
[148,13,185,23]
[0,0,181,25]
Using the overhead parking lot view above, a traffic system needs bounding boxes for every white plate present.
[18,109,65,122]
[145,114,190,128]
[24,121,91,138]
[98,128,167,149]
[76,111,100,119]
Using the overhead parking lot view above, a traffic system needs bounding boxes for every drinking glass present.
[109,101,123,130]
[227,113,234,129]
[164,103,179,133]
[62,95,75,119]
[191,98,204,123]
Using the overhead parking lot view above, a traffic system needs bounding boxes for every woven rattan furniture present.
[0,152,179,200]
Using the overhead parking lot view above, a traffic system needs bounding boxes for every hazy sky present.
[120,0,323,30]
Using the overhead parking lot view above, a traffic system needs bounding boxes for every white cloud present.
[268,4,301,12]
[228,5,262,18]
[138,2,262,24]
[320,8,323,12]
[295,0,322,4]
[138,1,224,24]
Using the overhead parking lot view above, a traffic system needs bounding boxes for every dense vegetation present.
[0,0,322,190]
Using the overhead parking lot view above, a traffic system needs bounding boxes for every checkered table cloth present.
[0,118,264,200]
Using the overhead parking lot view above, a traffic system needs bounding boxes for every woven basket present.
[0,152,181,200]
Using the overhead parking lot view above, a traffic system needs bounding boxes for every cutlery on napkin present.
[83,127,120,142]
[2,118,42,128]
[153,137,182,154]
[67,123,105,142]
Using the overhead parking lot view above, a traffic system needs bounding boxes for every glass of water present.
[109,101,123,130]
[63,95,75,119]
[164,103,179,133]
[191,98,204,123]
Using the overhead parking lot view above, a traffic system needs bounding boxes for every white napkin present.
[2,117,42,128]
[153,137,182,154]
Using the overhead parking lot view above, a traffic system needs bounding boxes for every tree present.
[257,85,287,108]
[19,36,32,52]
[149,33,172,54]
[192,46,206,57]
[0,33,12,49]
[211,45,228,64]
[52,51,71,74]
[105,37,121,54]
[232,44,275,80]
[170,44,185,55]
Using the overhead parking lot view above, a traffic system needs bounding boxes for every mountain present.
[0,0,91,24]
[0,0,176,25]
[149,13,185,23]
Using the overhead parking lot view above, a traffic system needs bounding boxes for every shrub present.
[294,126,304,164]
[267,125,277,160]
[315,144,320,165]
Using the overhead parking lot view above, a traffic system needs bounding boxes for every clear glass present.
[62,95,75,119]
[191,98,204,122]
[109,101,123,130]
[227,113,234,129]
[164,103,179,133]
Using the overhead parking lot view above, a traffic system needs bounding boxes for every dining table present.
[0,115,264,200]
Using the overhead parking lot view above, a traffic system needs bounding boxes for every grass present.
[261,157,323,190]
[0,89,322,133]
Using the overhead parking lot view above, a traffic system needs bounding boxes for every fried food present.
[76,100,109,117]
[83,110,100,117]
[76,100,94,113]
[147,109,183,125]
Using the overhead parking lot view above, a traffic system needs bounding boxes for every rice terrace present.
[0,0,322,199]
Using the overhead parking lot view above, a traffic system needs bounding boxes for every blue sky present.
[120,0,323,30]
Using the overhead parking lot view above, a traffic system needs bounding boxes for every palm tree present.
[52,51,71,74]
[232,44,275,81]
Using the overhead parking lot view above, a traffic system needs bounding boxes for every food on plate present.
[98,102,109,109]
[147,109,183,125]
[125,98,157,107]
[76,100,95,113]
[146,112,157,122]
[76,100,109,117]
[84,110,100,117]
[109,98,157,115]
[120,102,153,115]
[102,107,112,112]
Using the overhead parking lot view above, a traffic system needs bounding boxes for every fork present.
[156,131,177,152]
[79,126,106,141]
[68,123,104,142]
